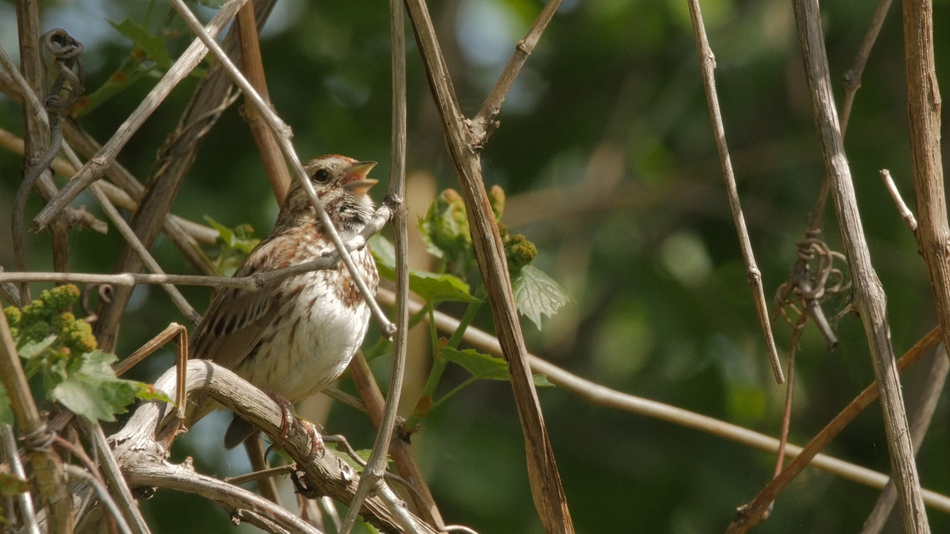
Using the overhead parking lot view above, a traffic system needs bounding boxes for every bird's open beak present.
[341,161,378,195]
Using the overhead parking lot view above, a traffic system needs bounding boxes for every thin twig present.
[168,0,395,337]
[376,288,950,514]
[375,289,950,510]
[774,318,801,480]
[1,424,40,534]
[686,0,784,384]
[840,0,895,136]
[64,465,133,534]
[225,465,296,487]
[862,345,949,534]
[244,434,282,506]
[338,1,413,532]
[348,353,445,528]
[469,0,563,145]
[0,124,218,246]
[77,419,152,534]
[880,169,918,232]
[0,208,392,290]
[31,0,251,231]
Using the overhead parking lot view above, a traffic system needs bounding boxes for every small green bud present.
[4,306,22,328]
[505,233,538,274]
[41,285,80,311]
[64,320,97,354]
[234,223,255,240]
[21,320,52,345]
[489,185,505,222]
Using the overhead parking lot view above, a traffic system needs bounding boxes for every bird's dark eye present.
[313,169,331,183]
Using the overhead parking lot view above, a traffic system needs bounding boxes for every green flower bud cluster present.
[420,186,538,276]
[4,285,97,358]
[419,188,475,276]
[498,223,538,275]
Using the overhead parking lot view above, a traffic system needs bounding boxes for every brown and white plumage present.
[185,155,380,447]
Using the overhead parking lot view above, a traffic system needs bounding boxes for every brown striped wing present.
[188,236,290,373]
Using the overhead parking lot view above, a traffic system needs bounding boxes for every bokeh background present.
[1,0,949,532]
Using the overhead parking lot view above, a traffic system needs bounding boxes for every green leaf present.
[439,347,553,386]
[0,469,30,496]
[133,383,174,404]
[361,335,393,362]
[512,265,571,330]
[0,383,13,425]
[369,233,396,270]
[408,271,479,303]
[51,351,142,422]
[532,374,555,388]
[17,335,56,359]
[204,216,233,246]
[107,19,171,68]
[440,347,510,380]
[372,234,478,304]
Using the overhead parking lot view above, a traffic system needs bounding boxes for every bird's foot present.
[265,391,296,442]
[299,420,326,464]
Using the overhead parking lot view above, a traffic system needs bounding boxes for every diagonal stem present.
[31,0,250,232]
[168,0,395,336]
[404,0,574,531]
[469,0,562,144]
[686,0,784,384]
[339,0,414,530]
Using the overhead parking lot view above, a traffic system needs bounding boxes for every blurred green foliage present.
[1,0,949,532]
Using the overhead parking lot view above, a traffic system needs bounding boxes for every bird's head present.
[277,154,378,231]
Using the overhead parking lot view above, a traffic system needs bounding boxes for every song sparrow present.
[185,154,380,449]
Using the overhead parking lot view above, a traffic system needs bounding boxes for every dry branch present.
[775,1,930,531]
[109,360,442,534]
[31,0,250,231]
[686,0,784,384]
[403,1,574,531]
[903,0,948,365]
[338,0,414,530]
[376,288,950,515]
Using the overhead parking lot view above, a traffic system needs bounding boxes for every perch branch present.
[109,361,442,534]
